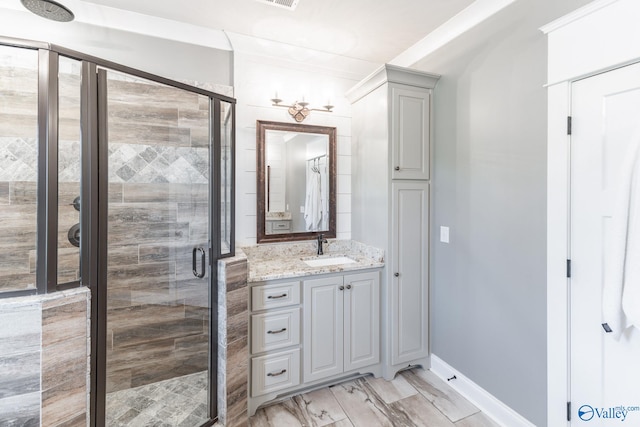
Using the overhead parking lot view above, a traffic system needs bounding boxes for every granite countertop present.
[241,240,384,283]
[265,212,292,220]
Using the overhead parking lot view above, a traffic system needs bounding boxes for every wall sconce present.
[271,95,333,122]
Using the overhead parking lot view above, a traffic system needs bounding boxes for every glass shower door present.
[100,68,213,426]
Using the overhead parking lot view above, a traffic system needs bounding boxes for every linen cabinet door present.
[344,271,380,372]
[391,85,431,180]
[391,182,429,365]
[303,276,344,383]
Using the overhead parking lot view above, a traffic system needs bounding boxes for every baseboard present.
[430,355,536,427]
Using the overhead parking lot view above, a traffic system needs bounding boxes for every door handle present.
[394,272,400,277]
[192,247,206,278]
[346,284,352,290]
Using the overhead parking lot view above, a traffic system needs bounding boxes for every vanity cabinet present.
[303,271,380,383]
[248,269,381,415]
[347,64,438,379]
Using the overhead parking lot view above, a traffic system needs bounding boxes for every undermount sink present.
[303,256,357,267]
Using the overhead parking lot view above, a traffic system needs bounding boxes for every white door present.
[570,62,640,425]
[344,271,380,372]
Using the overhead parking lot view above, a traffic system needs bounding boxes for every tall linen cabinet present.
[347,65,439,380]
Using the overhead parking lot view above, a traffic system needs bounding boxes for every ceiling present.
[75,0,476,63]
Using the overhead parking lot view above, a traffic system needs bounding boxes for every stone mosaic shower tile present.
[139,146,158,163]
[108,143,209,184]
[115,164,136,182]
[0,137,37,182]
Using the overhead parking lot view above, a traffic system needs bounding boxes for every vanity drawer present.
[251,348,300,397]
[252,308,300,353]
[252,281,301,311]
[265,220,291,235]
[271,220,290,230]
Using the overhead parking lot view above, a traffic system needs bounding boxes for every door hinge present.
[567,259,571,278]
[567,401,572,421]
[567,116,572,135]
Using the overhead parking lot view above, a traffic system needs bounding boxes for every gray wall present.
[413,1,591,425]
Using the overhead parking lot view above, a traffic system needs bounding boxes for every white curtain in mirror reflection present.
[305,155,328,231]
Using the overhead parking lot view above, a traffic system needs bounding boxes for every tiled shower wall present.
[0,46,39,293]
[0,47,214,393]
[0,287,90,426]
[217,254,249,427]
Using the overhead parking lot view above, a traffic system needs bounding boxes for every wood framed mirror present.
[256,120,336,243]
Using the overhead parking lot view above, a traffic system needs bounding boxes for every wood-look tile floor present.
[249,368,501,427]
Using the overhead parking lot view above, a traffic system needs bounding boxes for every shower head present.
[20,0,75,22]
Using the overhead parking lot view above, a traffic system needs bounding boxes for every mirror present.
[257,120,336,243]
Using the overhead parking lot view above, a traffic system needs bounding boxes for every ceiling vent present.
[255,0,300,11]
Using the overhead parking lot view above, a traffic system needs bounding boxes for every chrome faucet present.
[316,233,328,255]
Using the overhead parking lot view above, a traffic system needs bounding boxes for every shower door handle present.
[192,247,206,279]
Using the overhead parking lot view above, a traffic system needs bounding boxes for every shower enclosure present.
[0,37,235,426]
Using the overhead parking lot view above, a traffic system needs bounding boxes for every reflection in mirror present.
[257,121,336,243]
[220,100,234,255]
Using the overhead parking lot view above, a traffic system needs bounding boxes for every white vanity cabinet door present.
[251,308,300,353]
[303,271,380,383]
[303,276,344,383]
[391,182,429,365]
[344,272,380,372]
[391,85,431,181]
[251,280,300,311]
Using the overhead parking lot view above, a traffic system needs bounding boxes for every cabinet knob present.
[395,166,400,171]
[394,272,400,277]
[339,285,344,291]
[346,284,352,290]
